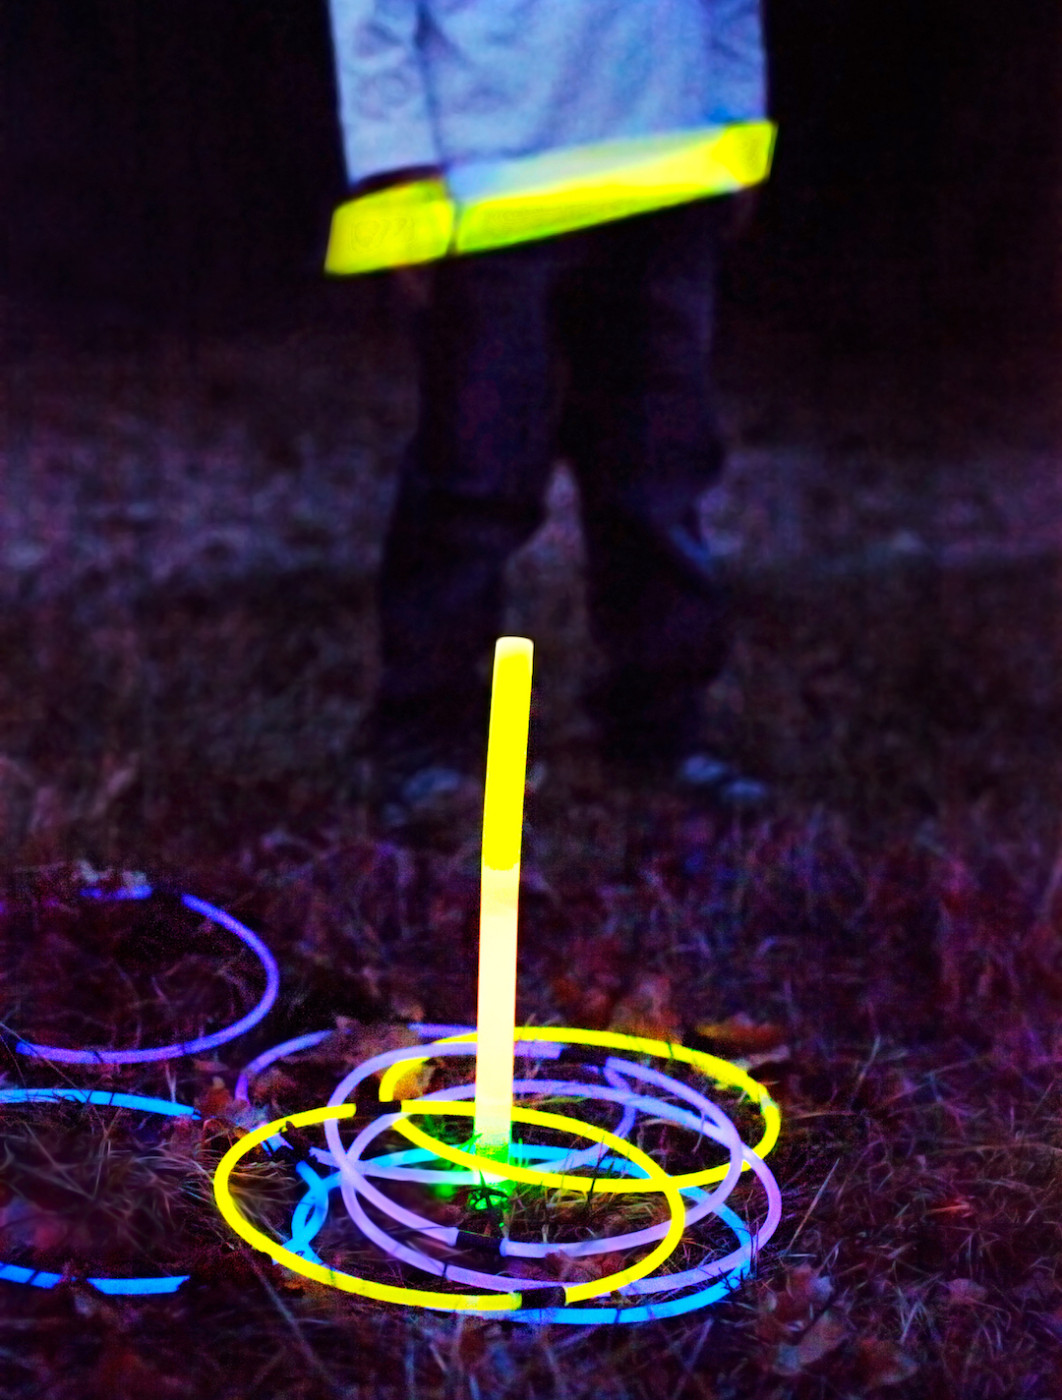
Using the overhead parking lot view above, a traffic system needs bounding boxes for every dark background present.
[2,0,1058,352]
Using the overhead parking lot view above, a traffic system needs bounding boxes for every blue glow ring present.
[284,1146,756,1326]
[0,1088,198,1294]
[11,885,280,1065]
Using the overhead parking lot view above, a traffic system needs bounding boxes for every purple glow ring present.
[335,1074,746,1280]
[234,1024,476,1111]
[234,1030,332,1106]
[235,1033,584,1174]
[335,1096,779,1300]
[322,1042,744,1247]
[13,886,279,1065]
[322,1040,626,1185]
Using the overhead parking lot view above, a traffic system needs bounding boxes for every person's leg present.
[553,197,733,771]
[370,239,567,782]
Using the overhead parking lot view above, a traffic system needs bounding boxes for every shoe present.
[607,746,770,812]
[373,762,484,841]
[671,752,771,811]
[371,758,549,843]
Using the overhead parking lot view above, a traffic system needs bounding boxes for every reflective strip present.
[453,120,776,254]
[324,120,776,275]
[324,177,454,275]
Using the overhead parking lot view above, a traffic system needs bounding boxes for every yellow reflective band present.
[212,1101,682,1309]
[377,1026,781,1180]
[324,177,454,276]
[324,121,776,274]
[713,121,776,186]
[454,121,777,255]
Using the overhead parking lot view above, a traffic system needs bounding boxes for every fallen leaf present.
[248,1067,299,1104]
[193,1078,258,1128]
[88,1339,186,1400]
[772,1309,847,1375]
[327,1020,423,1077]
[694,1013,788,1054]
[774,1265,834,1323]
[856,1339,919,1388]
[162,1114,203,1163]
[739,1046,792,1071]
[551,977,615,1029]
[196,1078,236,1119]
[795,1308,847,1365]
[453,1317,490,1371]
[550,934,627,1028]
[389,1062,435,1100]
[538,1249,629,1285]
[944,1277,988,1306]
[609,972,682,1042]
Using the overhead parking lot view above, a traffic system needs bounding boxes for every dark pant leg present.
[553,197,732,762]
[372,240,565,770]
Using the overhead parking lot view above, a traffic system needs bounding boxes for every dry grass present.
[0,316,1060,1398]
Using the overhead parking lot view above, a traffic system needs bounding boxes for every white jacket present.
[327,0,769,186]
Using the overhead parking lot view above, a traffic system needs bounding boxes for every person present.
[326,0,773,835]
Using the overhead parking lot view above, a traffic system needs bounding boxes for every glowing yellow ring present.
[377,1026,780,1185]
[213,1102,683,1310]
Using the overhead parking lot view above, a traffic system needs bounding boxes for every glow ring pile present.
[0,875,785,1319]
[0,1088,198,1294]
[10,884,280,1065]
[219,1026,782,1323]
[283,1148,756,1325]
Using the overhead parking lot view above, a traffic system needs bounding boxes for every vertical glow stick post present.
[473,637,534,1164]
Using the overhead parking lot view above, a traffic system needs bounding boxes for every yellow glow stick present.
[474,637,533,1162]
[378,1026,781,1176]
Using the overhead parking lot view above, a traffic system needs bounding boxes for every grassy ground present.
[0,302,1060,1398]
